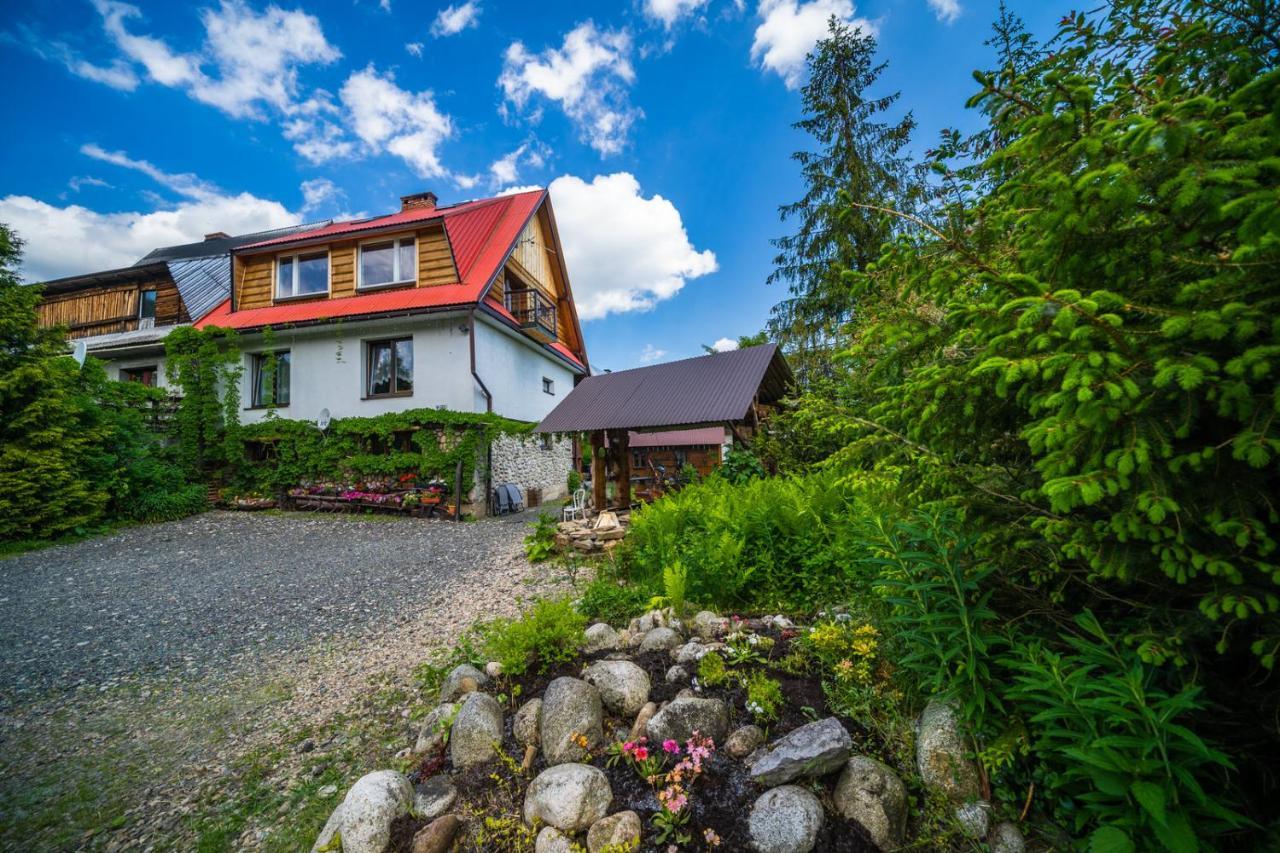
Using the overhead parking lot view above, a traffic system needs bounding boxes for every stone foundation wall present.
[488,433,573,508]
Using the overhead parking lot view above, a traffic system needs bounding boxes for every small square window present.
[542,377,554,395]
[276,251,329,299]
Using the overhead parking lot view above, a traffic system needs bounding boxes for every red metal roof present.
[196,189,548,332]
[628,427,727,448]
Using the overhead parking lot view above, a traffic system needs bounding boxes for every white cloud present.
[751,0,874,89]
[709,337,738,352]
[299,177,342,213]
[431,2,481,37]
[499,22,640,157]
[405,41,424,57]
[927,0,960,23]
[643,0,710,28]
[90,0,341,119]
[338,66,453,178]
[380,0,391,10]
[490,145,526,186]
[67,176,113,193]
[545,173,716,320]
[80,143,222,201]
[639,344,668,363]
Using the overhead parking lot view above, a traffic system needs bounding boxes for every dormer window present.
[276,251,329,299]
[139,290,157,319]
[359,236,416,289]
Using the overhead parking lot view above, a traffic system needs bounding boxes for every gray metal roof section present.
[167,255,230,321]
[79,324,175,352]
[135,220,332,264]
[535,343,793,433]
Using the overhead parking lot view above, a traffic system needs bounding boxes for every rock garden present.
[311,605,1027,853]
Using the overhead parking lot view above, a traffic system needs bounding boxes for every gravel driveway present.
[0,510,536,708]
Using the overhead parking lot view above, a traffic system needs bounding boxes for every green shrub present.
[567,469,582,495]
[482,598,585,676]
[696,652,729,688]
[523,512,558,563]
[129,483,209,523]
[742,670,784,723]
[577,578,649,624]
[720,448,765,484]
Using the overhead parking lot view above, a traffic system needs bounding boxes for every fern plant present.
[663,560,689,620]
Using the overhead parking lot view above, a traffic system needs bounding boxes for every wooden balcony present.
[505,287,557,343]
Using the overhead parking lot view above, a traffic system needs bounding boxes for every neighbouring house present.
[32,222,328,388]
[536,343,793,510]
[32,187,592,509]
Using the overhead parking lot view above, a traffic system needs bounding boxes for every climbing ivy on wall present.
[163,325,242,478]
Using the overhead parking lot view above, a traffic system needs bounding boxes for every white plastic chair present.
[562,488,587,521]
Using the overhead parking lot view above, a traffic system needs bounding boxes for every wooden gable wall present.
[37,276,186,339]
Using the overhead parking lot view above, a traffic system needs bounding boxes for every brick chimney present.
[204,231,230,241]
[400,191,438,212]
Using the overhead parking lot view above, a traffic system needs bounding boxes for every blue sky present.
[0,0,1069,371]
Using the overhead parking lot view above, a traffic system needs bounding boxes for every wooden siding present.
[331,242,356,297]
[235,253,276,310]
[418,225,457,285]
[37,277,185,339]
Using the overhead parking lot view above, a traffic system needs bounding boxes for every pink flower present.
[662,739,680,754]
[633,746,649,761]
[622,741,634,753]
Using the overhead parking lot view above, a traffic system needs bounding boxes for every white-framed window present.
[366,338,413,398]
[542,376,554,395]
[358,236,417,289]
[276,251,329,299]
[250,350,291,408]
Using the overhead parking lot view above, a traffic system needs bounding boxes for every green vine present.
[164,325,242,478]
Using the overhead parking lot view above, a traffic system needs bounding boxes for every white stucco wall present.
[236,313,581,426]
[472,316,577,423]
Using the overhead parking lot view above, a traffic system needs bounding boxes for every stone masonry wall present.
[488,433,573,507]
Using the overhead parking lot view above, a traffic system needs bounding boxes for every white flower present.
[747,634,759,646]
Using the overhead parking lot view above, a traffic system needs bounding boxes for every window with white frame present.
[276,251,329,299]
[250,350,291,407]
[359,236,416,289]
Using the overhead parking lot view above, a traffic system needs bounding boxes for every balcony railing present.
[505,287,557,343]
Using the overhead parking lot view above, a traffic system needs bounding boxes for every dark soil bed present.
[397,624,881,852]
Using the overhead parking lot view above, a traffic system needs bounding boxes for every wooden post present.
[617,430,631,509]
[590,430,606,514]
[454,459,463,522]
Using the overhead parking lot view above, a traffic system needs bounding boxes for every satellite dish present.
[71,340,87,367]
[317,408,331,431]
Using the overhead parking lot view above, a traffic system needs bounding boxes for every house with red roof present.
[199,188,589,425]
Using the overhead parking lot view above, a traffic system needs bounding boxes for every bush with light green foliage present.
[482,597,585,676]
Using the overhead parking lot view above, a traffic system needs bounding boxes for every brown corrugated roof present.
[535,343,792,433]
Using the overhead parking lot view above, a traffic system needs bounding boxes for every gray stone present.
[673,641,710,664]
[485,661,504,679]
[523,763,613,833]
[692,610,729,640]
[955,800,992,839]
[587,810,642,852]
[747,785,823,853]
[582,622,621,653]
[449,692,503,768]
[916,698,981,803]
[411,813,461,853]
[438,663,488,703]
[413,702,460,754]
[514,697,543,748]
[628,701,657,740]
[748,717,852,786]
[645,696,730,745]
[582,660,651,717]
[541,677,604,765]
[639,627,681,652]
[725,724,766,759]
[535,826,575,853]
[311,770,412,853]
[632,610,668,634]
[412,775,457,822]
[666,665,689,684]
[990,820,1027,853]
[832,756,908,850]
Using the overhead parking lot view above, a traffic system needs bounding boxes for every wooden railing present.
[504,287,557,342]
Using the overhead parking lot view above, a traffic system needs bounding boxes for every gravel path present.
[0,510,537,708]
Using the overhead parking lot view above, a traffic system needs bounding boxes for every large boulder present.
[916,698,981,802]
[582,660,651,717]
[311,770,413,853]
[523,763,613,833]
[449,692,503,768]
[692,610,729,640]
[412,775,458,822]
[645,696,730,745]
[438,663,489,703]
[639,627,682,652]
[747,785,823,853]
[514,697,543,747]
[586,810,642,852]
[725,724,766,759]
[748,717,852,786]
[541,677,604,765]
[413,702,461,754]
[582,623,621,653]
[832,756,908,850]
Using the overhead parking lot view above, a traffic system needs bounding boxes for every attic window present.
[139,290,157,319]
[277,251,329,299]
[359,237,416,289]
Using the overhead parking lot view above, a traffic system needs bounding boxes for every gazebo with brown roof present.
[534,343,793,510]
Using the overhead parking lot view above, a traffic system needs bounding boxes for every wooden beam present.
[616,430,631,509]
[590,430,606,514]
